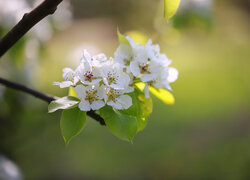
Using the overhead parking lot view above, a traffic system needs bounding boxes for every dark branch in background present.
[0,77,106,126]
[0,77,56,103]
[0,0,106,125]
[0,0,63,57]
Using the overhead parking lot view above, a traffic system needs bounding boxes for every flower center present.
[124,57,132,66]
[139,64,150,74]
[84,72,96,82]
[107,89,118,102]
[107,72,117,85]
[85,90,98,104]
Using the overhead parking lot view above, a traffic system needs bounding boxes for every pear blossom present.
[101,58,131,90]
[146,66,179,92]
[74,85,105,111]
[53,34,178,112]
[114,36,137,73]
[53,68,78,88]
[105,87,133,110]
[114,44,133,72]
[75,50,104,85]
[130,45,160,82]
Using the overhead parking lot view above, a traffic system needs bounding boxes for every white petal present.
[141,73,156,82]
[62,68,74,81]
[125,86,134,93]
[116,95,132,110]
[96,85,106,99]
[168,67,179,83]
[112,72,130,89]
[78,100,91,111]
[130,61,140,77]
[81,49,92,63]
[53,81,73,88]
[114,44,132,64]
[133,45,148,64]
[91,100,105,110]
[73,77,79,85]
[144,84,150,98]
[74,85,86,99]
[107,100,122,110]
[125,35,137,48]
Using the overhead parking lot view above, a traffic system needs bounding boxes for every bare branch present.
[0,77,57,103]
[0,0,63,57]
[0,77,105,126]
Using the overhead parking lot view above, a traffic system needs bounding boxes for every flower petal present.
[144,84,150,98]
[74,85,86,99]
[168,67,179,83]
[91,100,105,110]
[53,81,73,88]
[116,95,132,110]
[130,61,140,77]
[78,100,91,111]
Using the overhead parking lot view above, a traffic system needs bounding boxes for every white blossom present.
[150,67,179,91]
[75,50,104,85]
[53,35,178,112]
[114,44,133,73]
[105,87,133,110]
[130,45,160,82]
[74,85,105,111]
[101,58,131,90]
[53,68,78,88]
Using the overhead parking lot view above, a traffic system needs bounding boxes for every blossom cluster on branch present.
[54,33,178,112]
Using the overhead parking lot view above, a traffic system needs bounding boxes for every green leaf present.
[117,27,130,46]
[121,88,152,132]
[60,108,86,145]
[68,87,77,97]
[149,87,175,105]
[48,96,80,113]
[100,106,138,142]
[164,0,181,22]
[136,83,175,105]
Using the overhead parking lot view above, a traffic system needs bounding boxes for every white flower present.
[145,39,161,61]
[53,68,78,88]
[101,58,131,90]
[74,85,105,111]
[114,44,133,73]
[130,45,160,82]
[105,87,133,110]
[76,50,102,85]
[114,36,136,73]
[151,67,179,91]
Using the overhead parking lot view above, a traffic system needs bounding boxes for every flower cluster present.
[54,36,178,111]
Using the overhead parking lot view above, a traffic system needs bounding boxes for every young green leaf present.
[121,88,152,132]
[136,83,175,105]
[68,87,77,97]
[60,108,86,145]
[164,0,181,22]
[117,27,130,46]
[48,96,80,113]
[149,87,175,105]
[100,106,138,142]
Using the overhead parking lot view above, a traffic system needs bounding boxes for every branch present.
[0,0,106,125]
[0,77,105,126]
[0,0,63,57]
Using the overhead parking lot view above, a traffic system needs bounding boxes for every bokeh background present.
[0,0,250,179]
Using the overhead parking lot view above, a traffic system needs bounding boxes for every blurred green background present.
[0,0,250,179]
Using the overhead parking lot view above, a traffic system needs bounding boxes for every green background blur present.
[0,0,250,179]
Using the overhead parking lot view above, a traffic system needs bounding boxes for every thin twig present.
[0,77,57,103]
[0,0,63,57]
[0,77,105,125]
